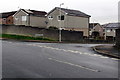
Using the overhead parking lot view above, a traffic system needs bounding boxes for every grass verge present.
[0,34,56,41]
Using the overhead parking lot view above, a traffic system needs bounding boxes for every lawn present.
[0,34,55,41]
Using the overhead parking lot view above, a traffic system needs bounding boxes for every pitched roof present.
[21,9,47,17]
[47,7,91,18]
[0,11,17,18]
[104,23,120,28]
[89,23,99,28]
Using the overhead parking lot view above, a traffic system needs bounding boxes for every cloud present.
[0,0,119,24]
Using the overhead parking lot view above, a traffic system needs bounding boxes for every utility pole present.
[59,3,64,42]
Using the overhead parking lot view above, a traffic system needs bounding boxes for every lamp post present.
[59,3,64,42]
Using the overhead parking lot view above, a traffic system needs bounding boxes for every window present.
[107,30,110,32]
[22,16,27,21]
[3,18,6,20]
[58,15,65,20]
[48,16,53,20]
[114,30,116,32]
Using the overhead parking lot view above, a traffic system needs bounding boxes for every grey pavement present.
[2,40,119,78]
[93,45,120,58]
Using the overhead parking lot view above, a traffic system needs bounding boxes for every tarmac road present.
[2,40,118,78]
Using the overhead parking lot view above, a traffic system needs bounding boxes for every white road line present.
[100,56,109,59]
[27,44,119,61]
[110,58,119,61]
[48,58,100,72]
[8,42,13,43]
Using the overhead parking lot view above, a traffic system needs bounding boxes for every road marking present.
[8,42,13,43]
[110,58,119,61]
[100,56,109,59]
[27,44,119,61]
[48,58,100,72]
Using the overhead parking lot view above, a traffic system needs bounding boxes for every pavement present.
[93,45,120,59]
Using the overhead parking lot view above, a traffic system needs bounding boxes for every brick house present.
[89,23,104,38]
[0,11,16,25]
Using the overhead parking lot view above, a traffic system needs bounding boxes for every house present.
[103,23,120,40]
[0,11,17,25]
[13,9,47,28]
[47,7,91,37]
[89,23,104,38]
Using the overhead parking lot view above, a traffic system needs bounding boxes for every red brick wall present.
[6,16,14,25]
[0,16,14,25]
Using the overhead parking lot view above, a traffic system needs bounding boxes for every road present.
[2,40,118,78]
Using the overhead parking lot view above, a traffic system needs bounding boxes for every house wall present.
[30,16,47,28]
[6,16,14,25]
[0,15,14,25]
[47,9,62,28]
[0,18,2,24]
[105,28,116,37]
[64,16,89,37]
[13,10,28,26]
[1,18,6,24]
[2,25,83,42]
[93,24,104,37]
[47,9,89,37]
[14,10,47,28]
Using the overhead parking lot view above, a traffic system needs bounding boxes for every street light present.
[59,3,64,42]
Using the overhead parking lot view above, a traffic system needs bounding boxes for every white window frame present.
[107,30,110,32]
[48,16,53,20]
[22,16,27,21]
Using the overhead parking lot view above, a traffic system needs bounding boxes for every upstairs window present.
[48,16,53,20]
[58,15,65,20]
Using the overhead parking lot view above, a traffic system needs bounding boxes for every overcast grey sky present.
[0,0,119,24]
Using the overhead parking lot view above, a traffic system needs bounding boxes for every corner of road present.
[93,45,120,59]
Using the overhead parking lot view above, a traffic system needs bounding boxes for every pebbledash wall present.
[1,25,83,42]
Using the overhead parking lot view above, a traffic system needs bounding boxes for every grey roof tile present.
[48,7,91,18]
[104,23,120,28]
[0,11,17,18]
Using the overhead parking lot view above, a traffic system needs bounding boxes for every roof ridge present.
[56,7,81,12]
[55,7,90,18]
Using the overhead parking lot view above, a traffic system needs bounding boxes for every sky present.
[0,0,119,24]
